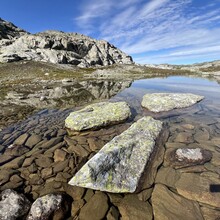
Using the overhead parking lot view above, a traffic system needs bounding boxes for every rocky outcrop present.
[68,116,163,193]
[141,93,204,112]
[65,101,131,131]
[0,189,31,220]
[0,19,133,66]
[0,18,28,40]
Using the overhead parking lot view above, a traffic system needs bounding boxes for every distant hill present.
[0,18,133,67]
[145,60,220,73]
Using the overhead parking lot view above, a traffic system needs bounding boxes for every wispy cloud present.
[74,0,220,64]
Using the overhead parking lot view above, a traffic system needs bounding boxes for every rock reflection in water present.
[4,79,132,108]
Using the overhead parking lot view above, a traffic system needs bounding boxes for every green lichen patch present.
[68,116,163,193]
[65,101,131,131]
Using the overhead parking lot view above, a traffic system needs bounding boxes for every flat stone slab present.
[68,116,163,193]
[165,147,212,168]
[141,93,204,112]
[152,184,203,220]
[65,101,131,131]
[175,173,220,208]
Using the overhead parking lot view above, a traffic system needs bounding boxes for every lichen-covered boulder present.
[0,189,31,220]
[68,116,163,193]
[141,93,204,112]
[65,101,131,131]
[27,194,63,220]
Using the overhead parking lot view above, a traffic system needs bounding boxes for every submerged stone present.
[65,101,131,131]
[141,93,204,112]
[68,116,163,193]
[152,184,203,220]
[165,147,212,168]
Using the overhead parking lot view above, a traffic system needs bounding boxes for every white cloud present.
[74,0,220,64]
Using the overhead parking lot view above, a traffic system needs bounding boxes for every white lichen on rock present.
[0,189,31,220]
[141,93,204,112]
[68,116,163,193]
[176,148,203,161]
[27,194,62,220]
[65,101,131,131]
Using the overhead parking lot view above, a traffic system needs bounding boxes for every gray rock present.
[0,189,31,220]
[68,116,163,193]
[0,18,28,40]
[0,20,133,66]
[165,147,212,168]
[152,184,203,220]
[27,194,62,220]
[141,93,204,112]
[65,101,131,131]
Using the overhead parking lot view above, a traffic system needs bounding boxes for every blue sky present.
[1,0,220,64]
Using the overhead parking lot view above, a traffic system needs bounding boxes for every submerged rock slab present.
[175,173,220,208]
[65,101,131,131]
[141,93,204,112]
[68,116,163,193]
[165,147,212,168]
[152,184,203,220]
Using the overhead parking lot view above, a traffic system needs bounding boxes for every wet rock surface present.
[175,172,220,208]
[68,116,163,193]
[152,184,203,220]
[0,77,220,219]
[65,101,131,131]
[141,93,204,112]
[164,147,212,168]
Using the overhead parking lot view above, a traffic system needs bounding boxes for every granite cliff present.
[0,18,133,67]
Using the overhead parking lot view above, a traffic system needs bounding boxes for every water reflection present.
[4,79,132,108]
[111,76,220,118]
